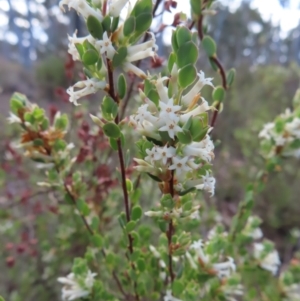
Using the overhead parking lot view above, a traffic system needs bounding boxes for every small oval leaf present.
[83,49,99,65]
[202,35,217,57]
[87,15,103,39]
[176,41,198,68]
[123,16,136,37]
[117,74,127,99]
[112,46,128,68]
[178,64,197,88]
[103,123,121,138]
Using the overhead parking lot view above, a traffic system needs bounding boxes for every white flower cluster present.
[131,73,216,196]
[253,242,281,275]
[259,108,300,159]
[60,0,158,105]
[57,270,97,300]
[189,239,236,279]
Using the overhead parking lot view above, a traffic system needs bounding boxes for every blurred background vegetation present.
[1,0,300,299]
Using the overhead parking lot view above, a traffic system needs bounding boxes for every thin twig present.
[106,58,139,301]
[167,170,175,283]
[197,14,228,128]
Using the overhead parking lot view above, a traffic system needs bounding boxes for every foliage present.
[1,0,300,301]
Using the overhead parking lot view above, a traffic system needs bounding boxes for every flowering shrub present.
[3,0,300,300]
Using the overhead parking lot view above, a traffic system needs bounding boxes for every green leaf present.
[147,89,159,106]
[178,187,196,196]
[137,258,146,272]
[41,118,49,131]
[131,0,152,16]
[227,68,236,87]
[87,15,103,39]
[212,86,225,102]
[202,35,216,57]
[96,57,103,70]
[32,107,45,121]
[176,26,192,47]
[178,64,197,88]
[123,16,136,37]
[102,15,111,33]
[168,52,176,73]
[117,74,127,99]
[172,280,185,295]
[177,130,193,144]
[176,41,198,68]
[118,212,127,229]
[53,139,67,152]
[126,220,136,232]
[75,43,84,59]
[190,0,202,16]
[64,193,74,205]
[101,96,118,121]
[10,92,27,114]
[146,173,162,182]
[0,296,5,301]
[103,123,121,138]
[55,113,69,130]
[83,49,99,65]
[131,206,143,221]
[171,30,179,52]
[209,58,218,71]
[33,138,44,147]
[91,234,103,248]
[160,194,174,209]
[111,17,119,32]
[126,178,133,192]
[135,13,152,34]
[190,118,203,139]
[91,216,100,232]
[77,198,90,216]
[112,46,128,68]
[109,138,118,151]
[24,112,34,124]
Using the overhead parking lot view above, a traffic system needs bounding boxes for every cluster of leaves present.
[1,0,300,301]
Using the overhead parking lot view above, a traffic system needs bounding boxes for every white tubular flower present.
[195,172,216,196]
[190,239,209,264]
[159,99,181,123]
[169,156,192,176]
[253,243,281,275]
[126,32,158,62]
[59,0,103,20]
[123,62,147,78]
[185,251,198,269]
[149,245,160,258]
[164,290,183,301]
[212,257,236,279]
[181,71,214,106]
[155,75,170,104]
[67,78,107,105]
[57,270,96,301]
[258,122,275,140]
[285,118,300,138]
[109,0,128,17]
[243,216,263,240]
[159,119,182,139]
[183,136,214,163]
[96,32,116,59]
[7,113,22,124]
[68,32,95,61]
[134,104,158,124]
[155,145,176,165]
[133,158,157,174]
[180,98,210,123]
